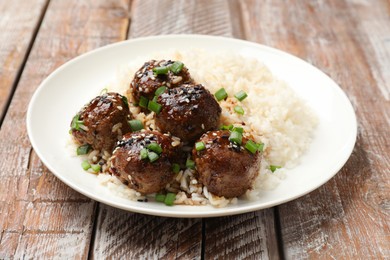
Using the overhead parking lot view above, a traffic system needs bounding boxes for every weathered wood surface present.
[240,0,390,258]
[0,0,129,258]
[0,0,389,259]
[0,0,48,124]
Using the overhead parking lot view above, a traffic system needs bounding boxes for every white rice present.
[95,49,317,207]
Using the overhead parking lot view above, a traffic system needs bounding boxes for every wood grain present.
[128,0,234,37]
[91,1,280,259]
[204,210,280,259]
[0,0,130,258]
[91,204,202,259]
[0,0,48,124]
[240,0,390,258]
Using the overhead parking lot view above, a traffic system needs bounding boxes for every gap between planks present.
[0,0,50,128]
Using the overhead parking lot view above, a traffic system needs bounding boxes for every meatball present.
[156,84,221,143]
[193,130,261,198]
[70,92,132,152]
[130,59,194,103]
[109,130,177,194]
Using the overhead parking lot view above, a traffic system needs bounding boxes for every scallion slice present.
[164,192,176,206]
[77,144,91,155]
[220,124,233,131]
[170,61,184,74]
[234,90,248,101]
[244,140,258,154]
[234,105,245,115]
[215,88,228,101]
[140,148,148,160]
[153,66,169,75]
[155,194,166,202]
[81,160,91,171]
[257,143,264,152]
[100,88,108,94]
[148,151,159,162]
[148,100,162,114]
[172,163,180,174]
[121,95,129,107]
[195,141,206,151]
[229,131,242,145]
[270,165,281,172]
[152,96,158,102]
[186,158,195,169]
[129,119,143,131]
[139,96,149,108]
[91,164,101,173]
[71,114,84,131]
[155,86,167,96]
[147,143,163,154]
[232,126,243,133]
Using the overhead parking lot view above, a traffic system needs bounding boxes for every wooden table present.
[0,0,389,258]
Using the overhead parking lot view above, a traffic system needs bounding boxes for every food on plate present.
[193,129,262,198]
[70,49,318,207]
[70,92,132,152]
[130,59,194,104]
[156,84,221,143]
[109,130,178,194]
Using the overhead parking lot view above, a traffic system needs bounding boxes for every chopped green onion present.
[152,96,158,102]
[148,151,159,163]
[257,143,264,152]
[234,90,248,101]
[232,126,244,133]
[220,124,234,131]
[155,86,167,96]
[195,142,206,151]
[164,192,176,206]
[91,164,101,173]
[229,131,242,145]
[234,106,245,115]
[169,61,184,74]
[270,165,281,172]
[71,114,79,129]
[148,100,162,114]
[140,148,148,160]
[153,66,169,75]
[81,160,91,171]
[139,96,149,108]
[172,163,180,174]
[186,158,195,169]
[71,114,84,131]
[77,144,91,155]
[155,194,166,202]
[100,88,108,94]
[245,140,258,154]
[121,95,129,107]
[129,119,143,131]
[147,143,163,154]
[215,88,228,101]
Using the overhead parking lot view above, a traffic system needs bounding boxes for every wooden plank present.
[240,0,390,258]
[205,210,280,259]
[91,204,202,259]
[0,0,48,124]
[0,0,130,258]
[91,0,279,259]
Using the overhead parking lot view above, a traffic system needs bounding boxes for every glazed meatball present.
[109,130,177,194]
[70,92,132,152]
[156,84,221,143]
[193,130,261,198]
[130,60,194,103]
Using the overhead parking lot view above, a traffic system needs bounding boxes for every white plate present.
[27,35,357,218]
